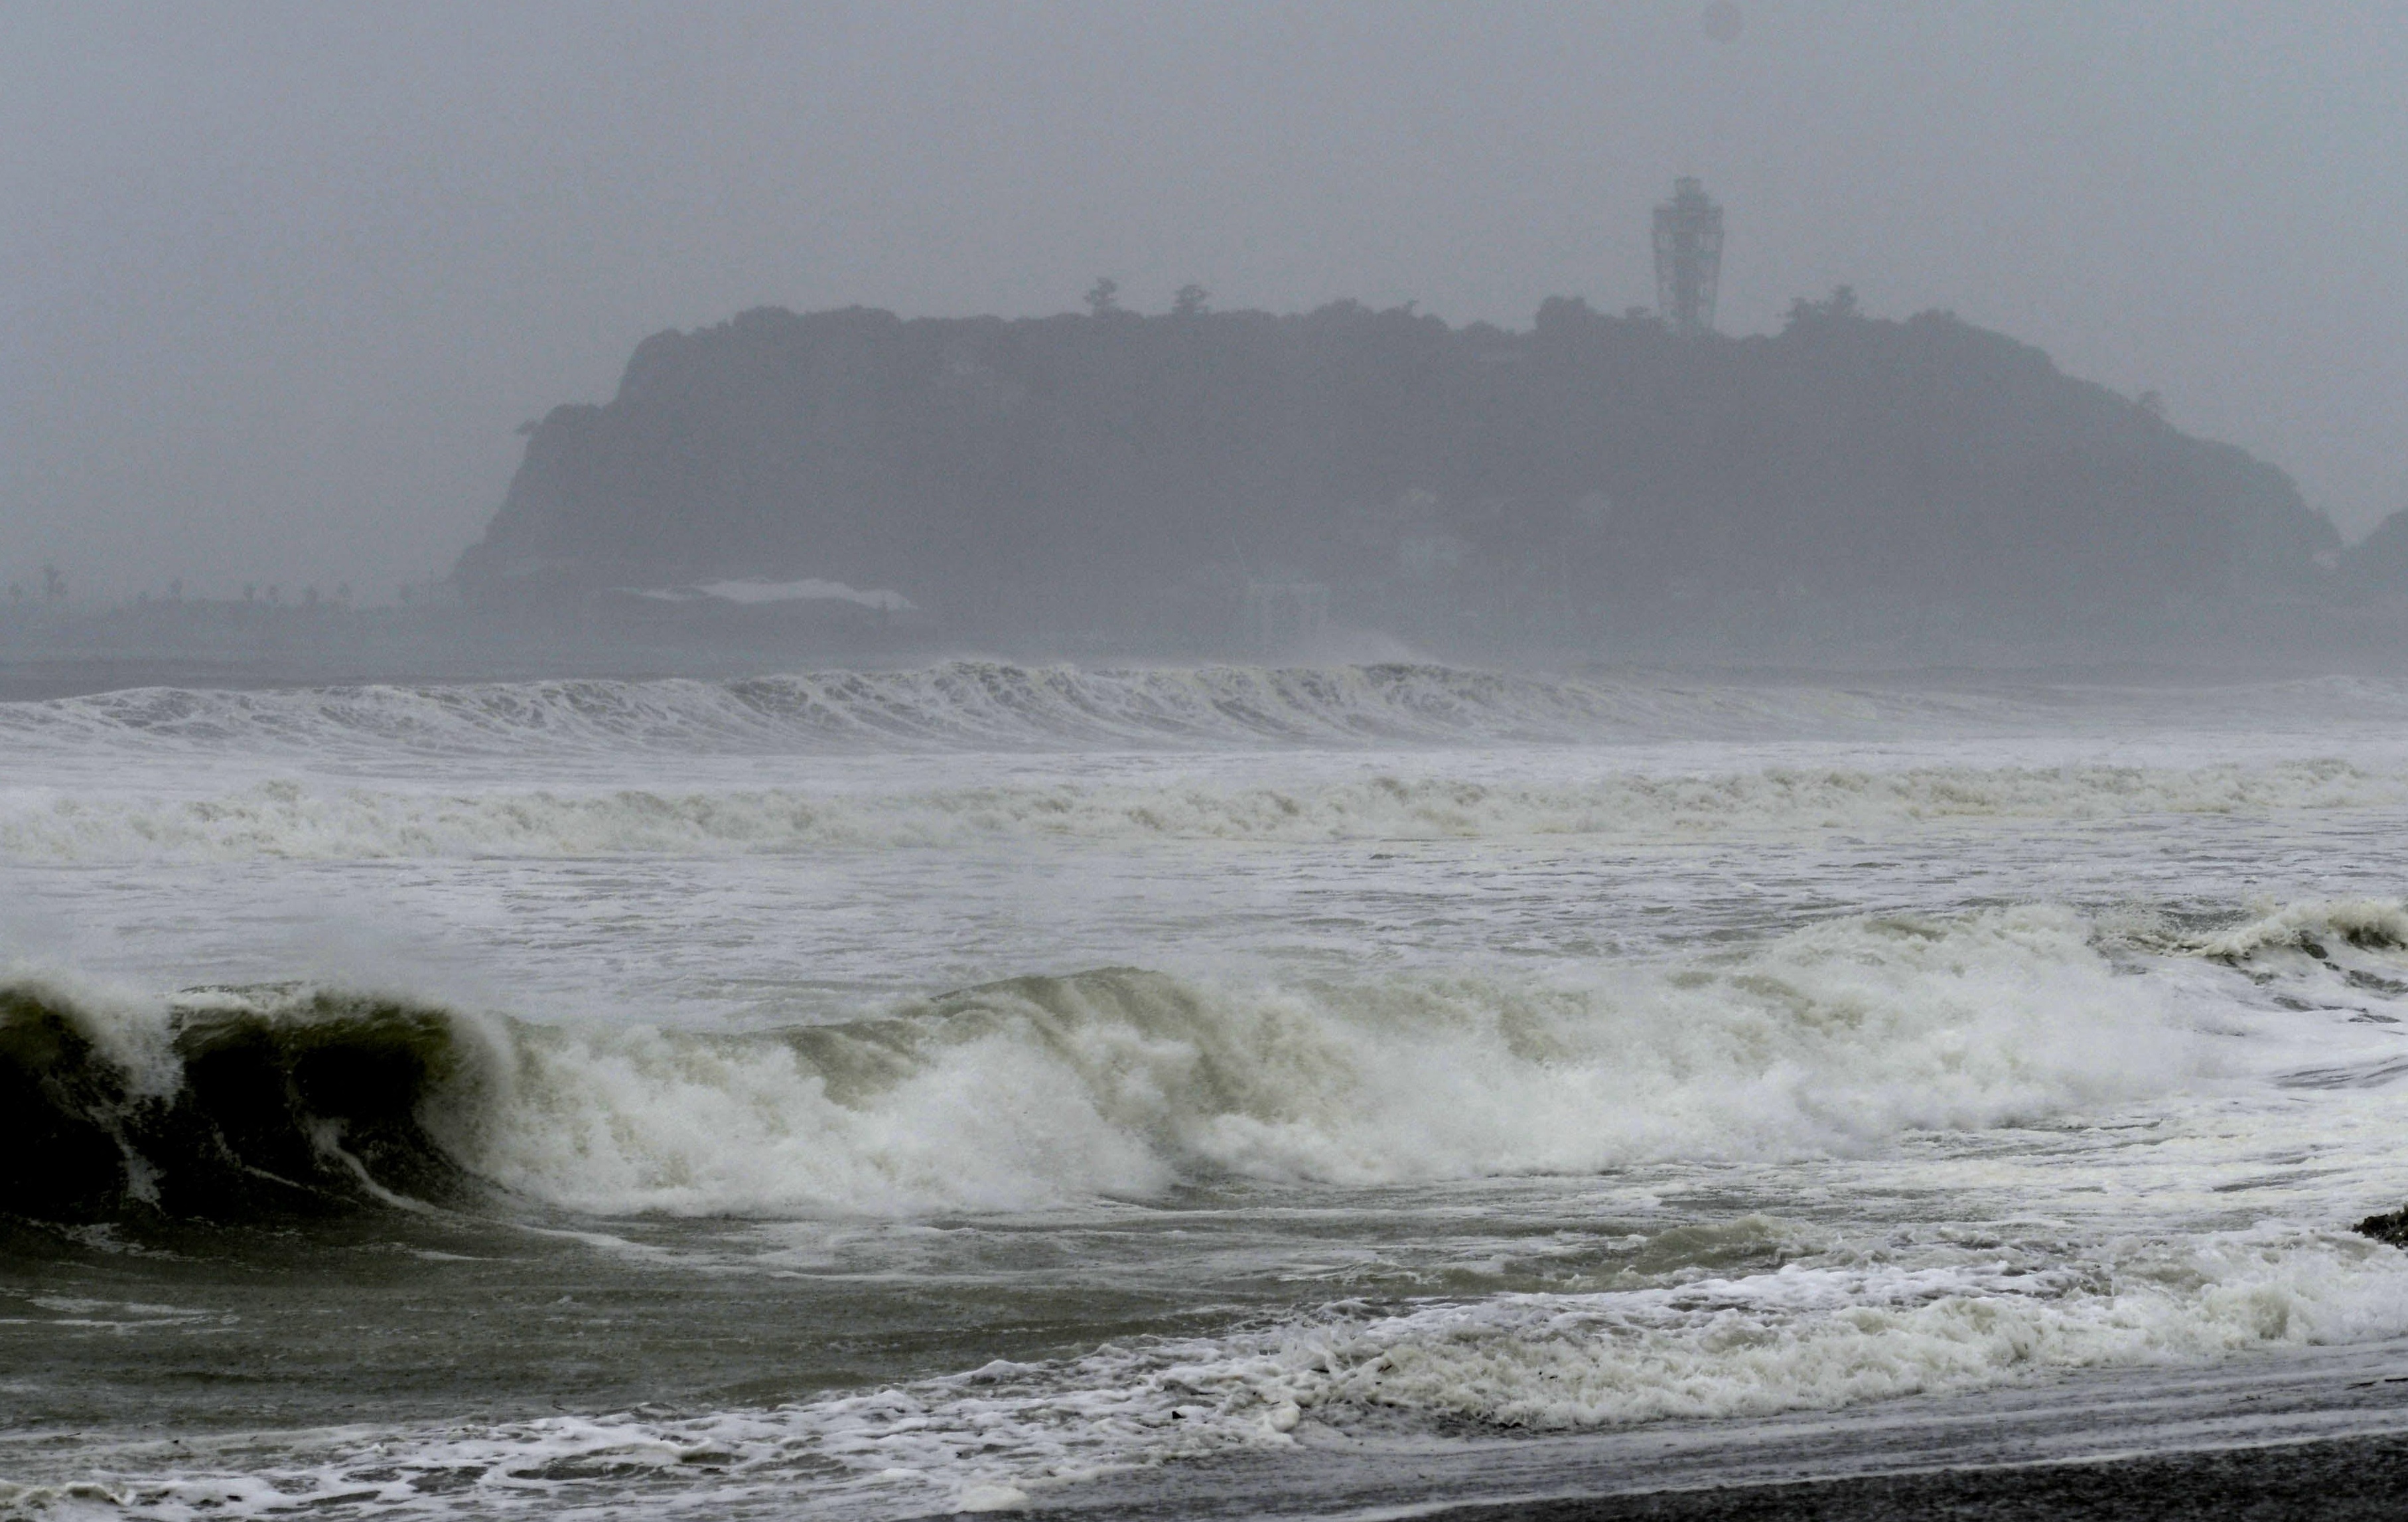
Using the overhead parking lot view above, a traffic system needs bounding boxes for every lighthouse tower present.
[1652,177,1725,336]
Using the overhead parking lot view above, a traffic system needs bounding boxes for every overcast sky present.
[5,1,2403,601]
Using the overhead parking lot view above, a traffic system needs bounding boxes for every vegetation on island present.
[457,290,2356,654]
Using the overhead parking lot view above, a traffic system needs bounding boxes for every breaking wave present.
[6,759,2395,862]
[0,980,497,1222]
[2187,897,2408,961]
[10,660,2398,761]
[19,899,2401,1225]
[0,662,1762,757]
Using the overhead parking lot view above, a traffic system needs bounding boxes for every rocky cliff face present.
[457,298,2342,651]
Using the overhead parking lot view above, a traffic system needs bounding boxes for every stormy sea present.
[7,660,2408,1519]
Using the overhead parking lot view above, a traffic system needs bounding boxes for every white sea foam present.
[40,1225,2408,1521]
[28,904,2237,1219]
[5,757,2395,862]
[443,904,2237,1217]
[750,1226,2408,1505]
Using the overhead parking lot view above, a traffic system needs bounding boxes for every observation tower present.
[1652,177,1725,335]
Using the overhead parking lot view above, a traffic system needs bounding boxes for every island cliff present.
[457,294,2344,654]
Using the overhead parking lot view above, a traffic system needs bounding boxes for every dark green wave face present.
[0,983,488,1223]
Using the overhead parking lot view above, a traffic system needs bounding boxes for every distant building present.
[589,576,928,640]
[1653,177,1725,335]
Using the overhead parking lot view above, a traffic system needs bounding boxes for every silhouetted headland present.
[451,291,2403,663]
[13,295,2408,694]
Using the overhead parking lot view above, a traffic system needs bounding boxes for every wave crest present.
[3,902,2265,1223]
[0,660,2237,759]
[7,759,2391,862]
[0,663,1659,757]
[0,981,497,1222]
[2190,899,2408,961]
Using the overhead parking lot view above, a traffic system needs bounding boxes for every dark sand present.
[1421,1431,2408,1521]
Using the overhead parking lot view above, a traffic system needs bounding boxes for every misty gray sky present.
[5,1,2404,601]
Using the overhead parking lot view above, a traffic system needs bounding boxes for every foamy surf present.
[7,661,2408,760]
[5,757,2396,862]
[11,899,2404,1224]
[0,662,1852,757]
[28,1223,2408,1521]
[720,1225,2408,1504]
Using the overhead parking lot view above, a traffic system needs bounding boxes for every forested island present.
[456,293,2379,658]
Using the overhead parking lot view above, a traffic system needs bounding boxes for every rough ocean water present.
[6,660,2408,1519]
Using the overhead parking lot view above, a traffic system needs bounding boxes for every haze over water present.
[7,1,2407,601]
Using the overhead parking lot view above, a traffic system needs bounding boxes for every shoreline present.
[1405,1431,2408,1521]
[1005,1343,2408,1522]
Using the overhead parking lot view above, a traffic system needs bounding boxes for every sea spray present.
[5,901,2307,1222]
